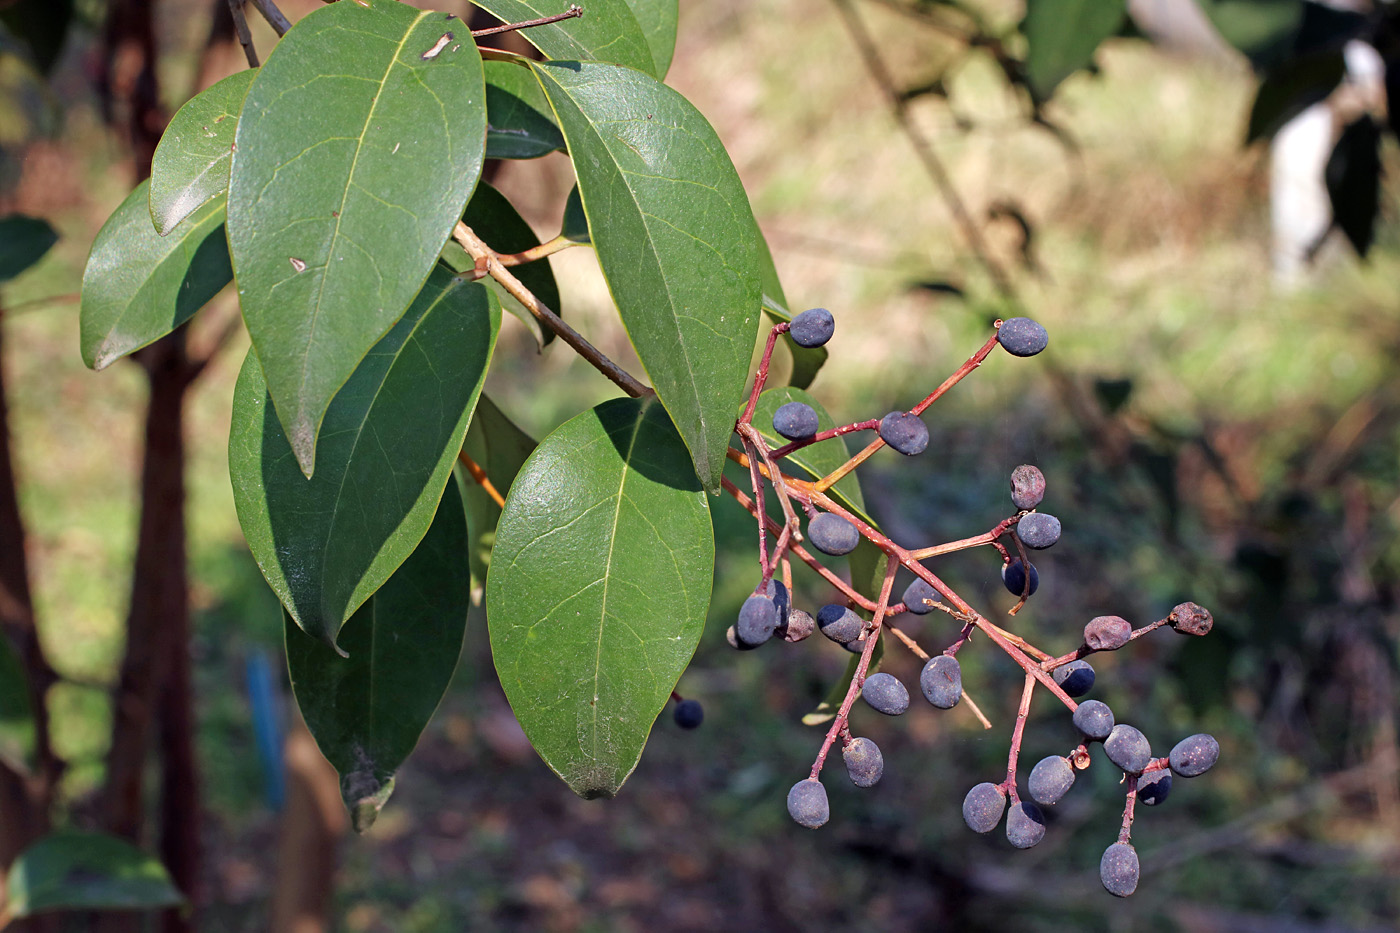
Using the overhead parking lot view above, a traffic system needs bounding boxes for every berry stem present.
[456,450,505,508]
[1004,673,1036,801]
[1006,532,1033,615]
[493,234,582,267]
[769,418,880,460]
[470,5,583,37]
[808,560,898,781]
[906,514,1021,561]
[739,322,788,427]
[1118,776,1139,845]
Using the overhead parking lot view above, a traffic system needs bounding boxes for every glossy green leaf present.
[622,0,678,79]
[149,69,253,236]
[227,0,487,476]
[802,636,882,727]
[487,397,713,798]
[462,181,560,346]
[287,477,471,833]
[756,235,826,389]
[560,184,589,244]
[0,634,34,770]
[231,270,499,649]
[484,60,564,159]
[80,180,231,370]
[750,386,872,527]
[460,395,536,592]
[3,832,183,918]
[471,0,655,76]
[1021,0,1126,100]
[534,61,763,494]
[0,214,56,283]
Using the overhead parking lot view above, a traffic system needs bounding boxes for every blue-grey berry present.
[962,782,1006,833]
[673,699,703,730]
[1137,769,1171,806]
[843,737,884,788]
[815,604,863,645]
[772,402,819,441]
[1028,756,1075,806]
[902,577,941,615]
[786,779,829,829]
[878,411,929,456]
[1104,724,1152,774]
[997,317,1048,357]
[1073,700,1114,741]
[809,512,859,556]
[1017,512,1061,549]
[861,672,909,716]
[1100,843,1139,897]
[1006,801,1047,849]
[920,655,962,709]
[789,308,835,348]
[1052,659,1095,697]
[1169,733,1220,778]
[735,595,778,647]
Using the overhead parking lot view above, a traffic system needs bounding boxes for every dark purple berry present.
[843,633,869,655]
[780,608,815,643]
[997,317,1048,357]
[1052,659,1095,697]
[735,594,778,647]
[1001,559,1039,597]
[1016,512,1061,549]
[1006,801,1047,849]
[789,307,834,348]
[1084,615,1131,651]
[878,411,929,456]
[673,698,703,730]
[842,737,884,788]
[815,604,863,645]
[1073,700,1114,741]
[809,512,859,556]
[919,655,962,709]
[1028,755,1075,806]
[861,672,909,716]
[763,578,790,629]
[1009,464,1046,510]
[1168,601,1213,636]
[772,402,819,441]
[1138,769,1171,805]
[962,782,1006,833]
[1169,733,1220,777]
[1100,843,1140,897]
[786,779,829,828]
[1104,724,1152,774]
[902,577,940,615]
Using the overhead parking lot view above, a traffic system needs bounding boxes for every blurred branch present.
[226,0,259,67]
[248,0,292,37]
[829,0,1019,305]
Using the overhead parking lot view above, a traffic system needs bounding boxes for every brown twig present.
[1004,673,1036,800]
[453,223,653,400]
[226,0,259,67]
[471,5,583,38]
[457,450,505,508]
[248,0,291,36]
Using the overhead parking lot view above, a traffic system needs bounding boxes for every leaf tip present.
[341,770,395,834]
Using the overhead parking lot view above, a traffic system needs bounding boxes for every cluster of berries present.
[677,305,1220,896]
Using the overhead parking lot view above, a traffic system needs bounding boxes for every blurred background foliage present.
[1,0,1398,929]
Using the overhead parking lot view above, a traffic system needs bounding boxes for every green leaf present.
[0,214,56,283]
[461,181,560,346]
[1245,51,1344,143]
[471,0,655,76]
[622,0,679,79]
[1021,0,1127,100]
[460,394,536,592]
[1196,0,1304,68]
[0,634,34,771]
[534,61,763,494]
[227,0,488,477]
[286,477,471,833]
[79,180,231,370]
[484,60,565,159]
[486,397,713,798]
[149,69,253,236]
[749,386,871,527]
[561,184,589,244]
[3,831,183,918]
[230,269,499,649]
[802,636,882,727]
[756,234,826,389]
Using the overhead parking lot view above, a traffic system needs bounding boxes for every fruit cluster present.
[680,308,1219,897]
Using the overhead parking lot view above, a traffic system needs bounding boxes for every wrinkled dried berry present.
[1168,601,1213,636]
[1084,615,1131,651]
[1009,464,1046,510]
